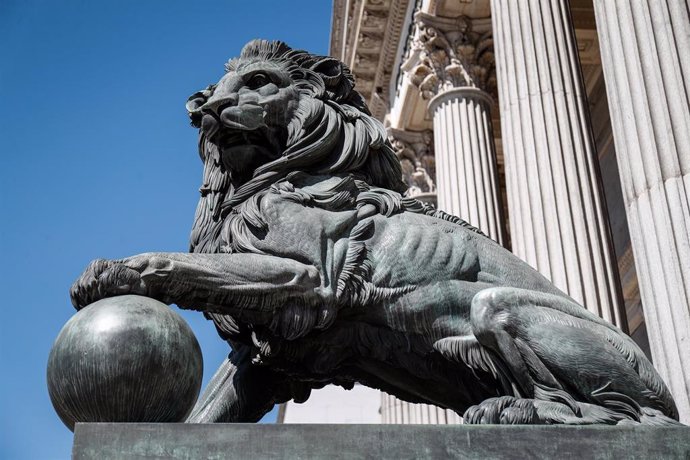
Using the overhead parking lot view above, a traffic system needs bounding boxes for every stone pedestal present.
[593,0,690,423]
[429,88,506,245]
[490,0,627,329]
[73,423,690,459]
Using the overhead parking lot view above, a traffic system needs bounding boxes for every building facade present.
[279,0,690,424]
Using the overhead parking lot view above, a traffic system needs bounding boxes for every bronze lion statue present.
[71,40,680,425]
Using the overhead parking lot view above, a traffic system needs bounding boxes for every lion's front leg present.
[70,252,323,312]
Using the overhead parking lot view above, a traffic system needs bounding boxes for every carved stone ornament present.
[405,12,497,99]
[65,40,682,427]
[362,9,388,30]
[388,128,436,196]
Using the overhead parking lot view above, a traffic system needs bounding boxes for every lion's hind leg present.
[464,287,680,425]
[462,394,639,425]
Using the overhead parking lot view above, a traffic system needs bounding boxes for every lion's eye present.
[246,73,270,89]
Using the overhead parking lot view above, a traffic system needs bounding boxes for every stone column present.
[408,12,506,245]
[592,0,690,422]
[490,0,627,328]
[381,393,462,425]
[429,88,505,244]
[380,393,461,424]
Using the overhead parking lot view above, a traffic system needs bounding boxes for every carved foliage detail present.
[406,14,496,99]
[388,129,436,197]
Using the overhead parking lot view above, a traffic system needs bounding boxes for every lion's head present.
[188,39,406,253]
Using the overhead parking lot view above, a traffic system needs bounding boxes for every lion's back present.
[367,210,563,296]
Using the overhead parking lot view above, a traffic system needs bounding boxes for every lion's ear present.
[310,58,342,82]
[310,58,354,102]
[186,84,216,128]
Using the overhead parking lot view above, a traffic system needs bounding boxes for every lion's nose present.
[201,93,239,118]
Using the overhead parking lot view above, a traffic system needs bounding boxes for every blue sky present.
[0,1,331,458]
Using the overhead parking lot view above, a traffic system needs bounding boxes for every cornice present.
[328,0,415,122]
[330,0,348,59]
[369,0,414,119]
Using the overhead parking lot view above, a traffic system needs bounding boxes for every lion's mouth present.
[198,107,286,186]
[213,127,284,183]
[217,130,270,151]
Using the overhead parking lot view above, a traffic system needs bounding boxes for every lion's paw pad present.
[463,397,539,424]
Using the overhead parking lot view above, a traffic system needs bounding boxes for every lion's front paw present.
[463,396,540,425]
[70,258,147,310]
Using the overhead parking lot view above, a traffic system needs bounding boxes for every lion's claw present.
[463,396,540,424]
[70,258,147,310]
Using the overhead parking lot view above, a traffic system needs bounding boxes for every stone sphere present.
[47,295,203,431]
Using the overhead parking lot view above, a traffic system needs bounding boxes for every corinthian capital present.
[404,12,496,100]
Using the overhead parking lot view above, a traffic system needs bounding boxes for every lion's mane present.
[187,40,483,348]
[190,40,406,254]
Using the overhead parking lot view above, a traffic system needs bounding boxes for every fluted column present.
[593,0,690,422]
[407,12,506,244]
[490,0,627,328]
[429,88,506,244]
[380,393,462,424]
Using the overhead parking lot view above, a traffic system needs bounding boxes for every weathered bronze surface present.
[48,295,202,430]
[67,40,681,426]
